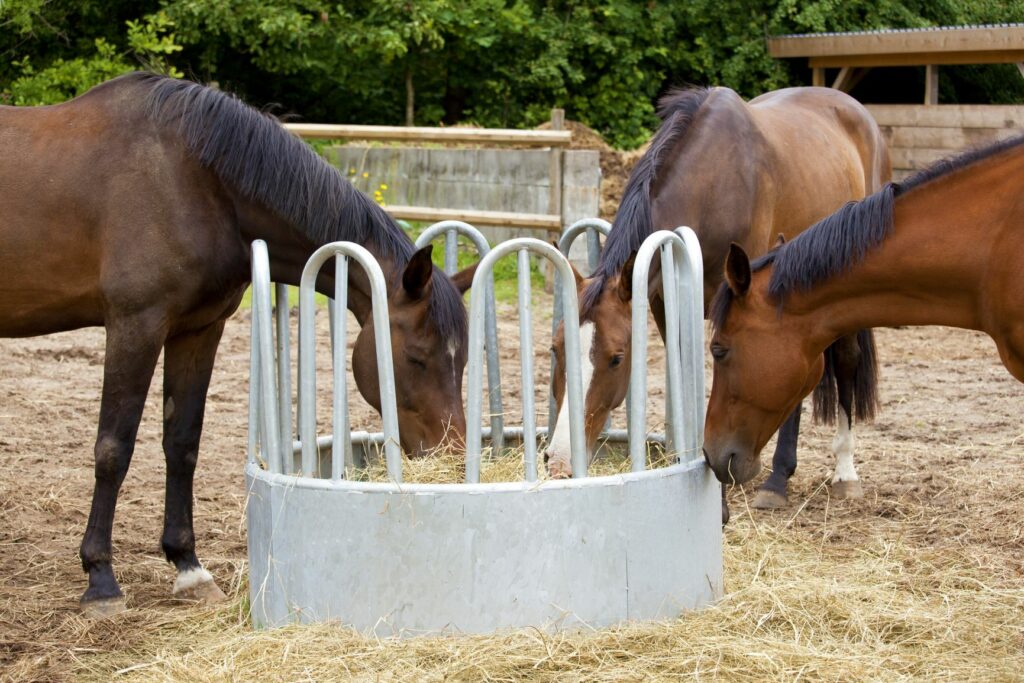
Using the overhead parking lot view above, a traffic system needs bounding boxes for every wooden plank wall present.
[326,145,601,249]
[866,104,1024,180]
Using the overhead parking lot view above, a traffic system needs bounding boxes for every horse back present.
[0,78,243,337]
[747,87,892,234]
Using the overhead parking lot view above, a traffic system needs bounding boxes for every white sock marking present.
[831,406,858,483]
[173,566,214,594]
[548,321,595,472]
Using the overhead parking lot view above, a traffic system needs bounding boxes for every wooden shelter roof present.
[768,24,1024,67]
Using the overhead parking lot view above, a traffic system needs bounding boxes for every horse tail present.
[812,328,879,425]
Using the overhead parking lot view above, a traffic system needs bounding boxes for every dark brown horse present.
[706,134,1024,486]
[0,73,475,615]
[548,86,890,512]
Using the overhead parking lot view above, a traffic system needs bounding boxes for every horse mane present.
[580,86,712,315]
[125,72,466,342]
[710,132,1024,333]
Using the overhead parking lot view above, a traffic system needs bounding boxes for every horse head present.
[546,255,635,477]
[703,243,823,484]
[352,246,477,458]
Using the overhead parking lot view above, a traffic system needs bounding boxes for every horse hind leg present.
[162,322,228,603]
[79,316,164,617]
[830,334,864,499]
[752,403,801,509]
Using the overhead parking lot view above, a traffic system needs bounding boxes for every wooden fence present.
[866,104,1024,179]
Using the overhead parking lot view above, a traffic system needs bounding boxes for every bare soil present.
[1,297,1022,680]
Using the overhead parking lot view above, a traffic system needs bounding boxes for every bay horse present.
[548,86,890,514]
[0,73,476,616]
[705,134,1024,486]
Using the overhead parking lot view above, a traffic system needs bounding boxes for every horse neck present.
[236,198,401,324]
[786,156,1023,347]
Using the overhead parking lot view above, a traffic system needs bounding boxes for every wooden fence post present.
[544,108,566,292]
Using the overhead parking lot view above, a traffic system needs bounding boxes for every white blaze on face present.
[830,406,858,483]
[548,321,595,472]
[447,340,458,385]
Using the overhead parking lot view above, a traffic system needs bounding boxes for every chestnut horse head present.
[546,258,635,476]
[704,185,897,484]
[546,85,888,476]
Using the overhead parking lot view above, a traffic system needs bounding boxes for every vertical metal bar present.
[586,227,601,272]
[274,283,292,473]
[661,245,685,460]
[444,229,458,276]
[518,249,538,482]
[629,273,650,472]
[247,286,260,465]
[331,257,350,481]
[550,218,610,436]
[251,241,282,474]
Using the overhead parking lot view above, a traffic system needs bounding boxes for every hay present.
[348,440,674,484]
[62,479,1024,682]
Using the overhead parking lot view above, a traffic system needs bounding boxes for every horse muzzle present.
[703,441,761,485]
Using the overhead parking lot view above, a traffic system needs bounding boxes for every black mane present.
[127,72,466,341]
[581,87,712,314]
[710,132,1024,331]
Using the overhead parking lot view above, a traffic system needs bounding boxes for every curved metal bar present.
[415,221,504,452]
[250,240,283,474]
[467,238,585,483]
[675,227,705,460]
[549,218,611,434]
[299,242,401,482]
[628,230,705,471]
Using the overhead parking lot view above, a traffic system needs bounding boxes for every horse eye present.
[410,357,427,369]
[710,344,728,361]
[609,354,624,368]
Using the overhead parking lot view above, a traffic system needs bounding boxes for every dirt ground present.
[1,294,1022,680]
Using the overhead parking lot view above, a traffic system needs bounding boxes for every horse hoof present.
[751,489,788,510]
[174,578,227,603]
[80,596,127,619]
[832,479,864,499]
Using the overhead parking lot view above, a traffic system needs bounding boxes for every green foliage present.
[2,0,1022,143]
[1,5,182,105]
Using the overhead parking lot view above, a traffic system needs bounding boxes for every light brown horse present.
[704,135,1024,486]
[548,86,890,511]
[0,73,475,615]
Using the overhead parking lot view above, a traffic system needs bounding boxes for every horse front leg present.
[79,316,164,617]
[752,403,801,509]
[161,321,228,603]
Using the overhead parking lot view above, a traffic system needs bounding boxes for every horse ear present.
[724,243,751,297]
[450,261,479,294]
[403,245,434,299]
[774,233,786,248]
[617,252,636,303]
